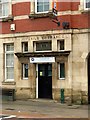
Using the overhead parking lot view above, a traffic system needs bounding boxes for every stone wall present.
[0,29,89,104]
[15,88,35,99]
[53,88,88,104]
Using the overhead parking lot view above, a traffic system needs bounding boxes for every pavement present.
[0,99,89,119]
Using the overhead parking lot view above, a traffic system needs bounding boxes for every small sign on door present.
[40,72,43,76]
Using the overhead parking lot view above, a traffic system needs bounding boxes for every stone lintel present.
[15,51,70,58]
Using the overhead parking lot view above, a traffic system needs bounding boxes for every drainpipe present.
[61,89,65,103]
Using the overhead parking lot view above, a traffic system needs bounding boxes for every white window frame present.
[79,0,90,12]
[84,0,90,10]
[0,0,12,18]
[58,63,65,80]
[5,44,14,82]
[22,63,28,80]
[35,0,49,14]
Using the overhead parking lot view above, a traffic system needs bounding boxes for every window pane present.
[0,0,9,17]
[39,65,45,71]
[37,2,43,7]
[44,4,49,11]
[5,44,14,80]
[48,64,52,71]
[86,0,90,8]
[3,3,9,16]
[6,54,14,67]
[23,42,28,52]
[36,42,51,51]
[6,44,14,51]
[39,65,45,76]
[37,4,43,12]
[37,0,41,2]
[24,64,28,78]
[23,64,28,78]
[48,71,52,76]
[48,65,52,76]
[37,0,49,12]
[0,4,2,16]
[37,2,43,12]
[24,43,28,52]
[43,0,49,2]
[6,67,14,79]
[2,0,8,2]
[60,63,65,78]
[44,1,49,11]
[60,40,64,50]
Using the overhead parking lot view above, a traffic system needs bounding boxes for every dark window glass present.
[60,63,65,78]
[86,0,90,8]
[60,40,64,50]
[48,64,52,76]
[23,64,28,79]
[24,43,28,52]
[36,42,51,51]
[39,65,45,76]
[22,42,28,52]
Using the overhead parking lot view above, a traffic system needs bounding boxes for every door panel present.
[38,64,52,99]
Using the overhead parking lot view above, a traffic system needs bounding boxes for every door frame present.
[36,64,38,98]
[88,55,90,104]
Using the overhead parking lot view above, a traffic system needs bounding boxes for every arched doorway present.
[88,55,90,104]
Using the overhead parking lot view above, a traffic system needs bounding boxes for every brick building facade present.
[0,0,90,104]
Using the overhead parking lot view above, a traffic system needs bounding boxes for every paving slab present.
[0,99,89,119]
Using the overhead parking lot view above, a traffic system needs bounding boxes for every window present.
[35,0,49,13]
[0,0,10,18]
[60,40,64,50]
[79,0,90,12]
[22,42,28,52]
[29,0,53,19]
[36,41,51,51]
[5,44,14,81]
[48,64,52,76]
[22,64,28,79]
[39,65,45,76]
[58,40,64,51]
[84,0,90,10]
[59,63,65,79]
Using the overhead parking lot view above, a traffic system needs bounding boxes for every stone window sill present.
[83,9,90,13]
[2,82,16,85]
[29,12,55,19]
[2,15,14,22]
[79,5,90,13]
[80,9,90,13]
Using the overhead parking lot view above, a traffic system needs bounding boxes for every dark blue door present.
[38,64,52,99]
